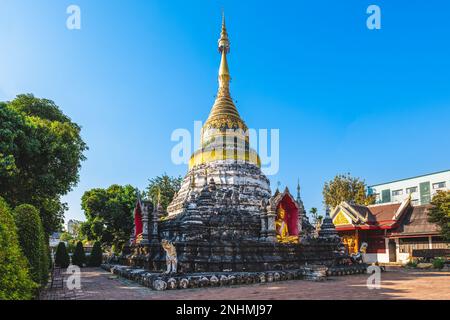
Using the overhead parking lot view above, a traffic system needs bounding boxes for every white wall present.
[369,170,450,205]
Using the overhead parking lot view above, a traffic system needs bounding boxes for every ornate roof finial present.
[297,179,301,200]
[217,12,231,99]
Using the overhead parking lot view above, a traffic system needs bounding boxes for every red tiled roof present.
[367,203,401,223]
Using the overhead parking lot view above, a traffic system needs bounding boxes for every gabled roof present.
[390,205,440,237]
[331,198,410,230]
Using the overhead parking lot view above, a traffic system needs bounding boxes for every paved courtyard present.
[51,268,450,300]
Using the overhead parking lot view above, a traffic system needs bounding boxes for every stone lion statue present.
[161,239,177,274]
[351,242,368,264]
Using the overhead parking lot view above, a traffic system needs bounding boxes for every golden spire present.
[188,13,261,169]
[204,13,245,129]
[218,13,231,98]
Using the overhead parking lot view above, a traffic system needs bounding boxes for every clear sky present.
[1,0,449,224]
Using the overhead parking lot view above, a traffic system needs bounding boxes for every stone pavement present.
[62,268,449,300]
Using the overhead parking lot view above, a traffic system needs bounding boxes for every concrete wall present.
[369,170,450,205]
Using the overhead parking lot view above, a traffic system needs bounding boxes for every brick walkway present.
[65,268,449,300]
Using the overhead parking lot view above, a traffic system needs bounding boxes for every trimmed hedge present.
[89,241,103,267]
[13,204,48,286]
[72,241,86,267]
[0,197,37,300]
[55,242,70,268]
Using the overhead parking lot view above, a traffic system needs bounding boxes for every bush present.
[0,197,37,299]
[40,238,50,285]
[432,257,445,269]
[89,241,103,267]
[406,259,418,268]
[54,242,70,268]
[13,204,48,286]
[72,241,86,267]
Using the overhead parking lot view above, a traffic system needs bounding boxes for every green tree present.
[323,173,375,209]
[13,204,48,286]
[89,241,103,267]
[0,94,88,235]
[309,207,318,221]
[146,173,182,211]
[54,242,70,268]
[81,185,137,249]
[428,190,450,241]
[0,197,37,299]
[71,241,86,267]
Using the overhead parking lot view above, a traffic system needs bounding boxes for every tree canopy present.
[323,173,375,209]
[146,173,182,211]
[81,185,138,250]
[0,94,87,234]
[428,190,450,241]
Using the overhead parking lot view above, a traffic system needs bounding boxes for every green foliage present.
[81,185,138,249]
[323,173,376,208]
[428,191,450,241]
[432,257,445,269]
[0,197,37,299]
[40,235,50,285]
[146,173,182,211]
[54,242,70,268]
[406,259,418,268]
[71,241,86,267]
[89,241,103,267]
[0,94,88,235]
[13,204,48,286]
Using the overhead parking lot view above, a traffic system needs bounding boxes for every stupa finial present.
[217,12,231,98]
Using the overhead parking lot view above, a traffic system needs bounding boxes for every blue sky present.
[1,0,449,224]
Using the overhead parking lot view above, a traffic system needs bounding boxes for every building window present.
[432,182,446,189]
[392,189,403,196]
[406,186,418,194]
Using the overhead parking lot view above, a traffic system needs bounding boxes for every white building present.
[67,219,82,236]
[368,170,450,206]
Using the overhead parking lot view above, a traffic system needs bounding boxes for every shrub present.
[72,241,86,267]
[54,242,70,268]
[13,204,48,286]
[89,241,103,267]
[406,259,417,268]
[432,257,445,269]
[0,197,37,299]
[40,236,50,285]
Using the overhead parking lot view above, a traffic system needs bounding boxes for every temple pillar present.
[140,201,150,245]
[266,207,277,242]
[149,202,159,244]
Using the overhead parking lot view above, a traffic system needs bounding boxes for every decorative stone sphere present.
[210,276,219,286]
[219,275,228,286]
[273,272,281,281]
[153,279,167,291]
[258,273,266,283]
[200,277,209,287]
[167,278,177,290]
[179,278,189,289]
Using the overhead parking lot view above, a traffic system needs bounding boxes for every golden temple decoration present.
[188,13,261,169]
[342,234,358,254]
[333,211,351,226]
[275,205,299,244]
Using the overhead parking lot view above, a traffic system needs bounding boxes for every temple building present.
[331,197,448,264]
[123,15,344,273]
